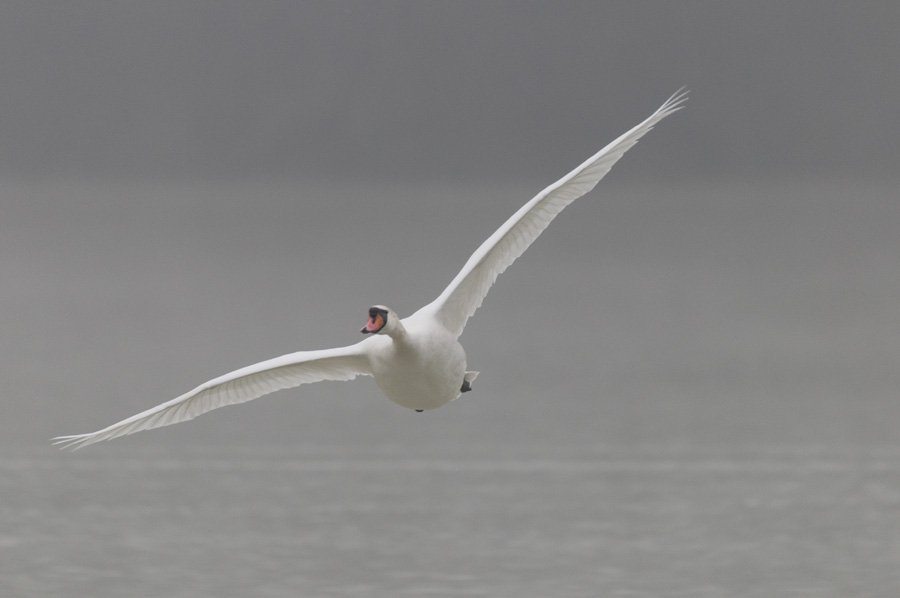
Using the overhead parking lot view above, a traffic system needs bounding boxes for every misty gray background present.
[4,0,898,448]
[2,2,900,596]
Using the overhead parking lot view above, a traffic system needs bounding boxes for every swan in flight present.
[54,89,687,449]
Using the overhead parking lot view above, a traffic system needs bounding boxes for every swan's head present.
[360,305,396,335]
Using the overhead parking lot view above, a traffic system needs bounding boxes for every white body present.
[54,89,686,449]
[365,312,467,411]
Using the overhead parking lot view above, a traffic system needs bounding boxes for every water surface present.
[5,443,900,597]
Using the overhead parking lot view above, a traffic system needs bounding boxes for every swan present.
[54,89,687,449]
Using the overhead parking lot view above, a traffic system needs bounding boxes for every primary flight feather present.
[54,89,687,450]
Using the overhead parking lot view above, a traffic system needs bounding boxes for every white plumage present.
[54,89,686,449]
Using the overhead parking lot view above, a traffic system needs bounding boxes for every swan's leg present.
[460,371,479,393]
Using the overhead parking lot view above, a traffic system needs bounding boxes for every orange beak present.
[361,312,385,334]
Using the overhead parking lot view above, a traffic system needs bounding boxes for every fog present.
[5,4,900,596]
[0,2,897,181]
[2,1,898,450]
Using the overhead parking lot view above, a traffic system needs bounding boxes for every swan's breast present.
[369,323,466,411]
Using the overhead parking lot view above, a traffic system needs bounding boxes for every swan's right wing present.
[53,342,373,450]
[419,89,687,338]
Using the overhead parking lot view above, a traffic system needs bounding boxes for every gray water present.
[4,178,900,596]
[5,444,900,597]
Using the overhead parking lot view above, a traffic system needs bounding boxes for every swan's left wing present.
[418,89,687,338]
[53,342,372,450]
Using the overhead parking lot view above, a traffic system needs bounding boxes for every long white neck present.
[384,316,408,342]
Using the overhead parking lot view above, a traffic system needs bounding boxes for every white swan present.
[54,89,687,449]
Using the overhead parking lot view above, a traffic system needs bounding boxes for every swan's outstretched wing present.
[53,342,373,449]
[419,89,687,338]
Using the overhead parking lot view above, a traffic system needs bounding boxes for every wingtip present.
[51,434,91,451]
[661,87,690,113]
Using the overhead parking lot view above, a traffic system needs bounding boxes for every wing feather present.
[418,89,687,337]
[53,342,372,449]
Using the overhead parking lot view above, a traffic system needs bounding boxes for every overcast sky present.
[0,1,898,182]
[4,1,900,450]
